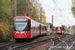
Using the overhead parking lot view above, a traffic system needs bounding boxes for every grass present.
[0,38,15,46]
[47,31,51,35]
[10,38,15,42]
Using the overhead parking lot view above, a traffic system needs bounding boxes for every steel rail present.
[0,36,57,50]
[0,41,16,50]
[0,41,15,47]
[48,34,67,50]
[11,38,51,50]
[59,38,68,50]
[52,36,73,48]
[68,41,75,50]
[0,41,27,50]
[48,37,54,50]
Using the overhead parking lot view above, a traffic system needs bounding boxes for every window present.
[56,27,62,30]
[39,25,41,30]
[27,21,31,31]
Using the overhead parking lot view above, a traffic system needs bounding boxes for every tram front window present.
[14,18,27,31]
[56,27,62,30]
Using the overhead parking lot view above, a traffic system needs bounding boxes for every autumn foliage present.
[17,0,46,24]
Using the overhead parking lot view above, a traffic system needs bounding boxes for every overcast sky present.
[39,0,75,27]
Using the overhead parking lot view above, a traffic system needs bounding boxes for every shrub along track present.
[0,23,12,42]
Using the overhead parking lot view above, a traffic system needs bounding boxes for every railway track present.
[0,34,70,50]
[68,36,75,50]
[0,35,58,50]
[0,41,28,50]
[48,34,72,50]
[53,34,67,46]
[0,37,52,50]
[50,35,75,50]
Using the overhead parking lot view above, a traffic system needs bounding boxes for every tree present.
[42,9,46,24]
[0,0,12,23]
[0,0,13,42]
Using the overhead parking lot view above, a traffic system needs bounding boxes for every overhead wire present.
[52,0,67,25]
[39,0,72,26]
[65,0,73,26]
[52,0,72,26]
[52,0,63,16]
[39,1,63,25]
[39,1,62,17]
[67,0,72,7]
[40,1,65,25]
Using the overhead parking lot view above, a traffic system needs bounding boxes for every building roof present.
[46,23,50,28]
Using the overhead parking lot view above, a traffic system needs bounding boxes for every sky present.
[39,0,75,27]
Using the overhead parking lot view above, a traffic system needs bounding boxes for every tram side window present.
[60,27,62,30]
[39,25,41,30]
[41,26,42,31]
[28,21,31,31]
[45,26,47,31]
[56,27,60,30]
[43,26,45,31]
[42,26,44,31]
[56,28,58,30]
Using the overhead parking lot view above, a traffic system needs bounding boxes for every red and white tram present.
[56,26,62,35]
[13,16,47,41]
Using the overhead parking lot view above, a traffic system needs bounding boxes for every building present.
[46,23,51,31]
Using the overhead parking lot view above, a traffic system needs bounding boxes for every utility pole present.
[14,0,17,17]
[28,0,29,17]
[51,15,53,40]
[52,15,53,34]
[40,8,42,23]
[25,0,31,17]
[68,24,71,34]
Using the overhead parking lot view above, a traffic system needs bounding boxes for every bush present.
[0,29,3,42]
[0,23,13,42]
[47,31,51,35]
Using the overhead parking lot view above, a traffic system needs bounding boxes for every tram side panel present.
[31,20,39,38]
[41,24,47,35]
